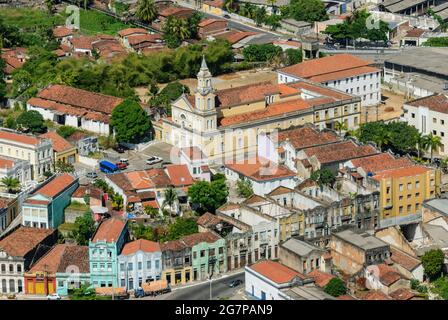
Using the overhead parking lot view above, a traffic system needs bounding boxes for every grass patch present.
[0,8,64,30]
[79,9,133,35]
[67,201,90,212]
[58,222,77,232]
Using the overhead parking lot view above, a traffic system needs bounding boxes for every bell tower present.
[195,56,215,112]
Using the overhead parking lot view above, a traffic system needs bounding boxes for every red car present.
[116,162,128,170]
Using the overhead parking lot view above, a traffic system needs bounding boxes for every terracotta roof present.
[107,168,172,193]
[296,179,318,190]
[127,34,162,46]
[216,30,257,44]
[0,130,42,146]
[121,239,160,255]
[165,164,194,187]
[363,290,392,300]
[244,194,268,205]
[197,212,222,228]
[70,36,97,50]
[217,203,240,212]
[53,26,74,38]
[268,186,293,196]
[373,165,431,181]
[28,244,89,274]
[337,295,356,300]
[142,199,159,208]
[180,232,221,247]
[304,141,378,165]
[216,81,279,108]
[203,0,224,7]
[24,199,50,205]
[118,28,148,37]
[278,126,340,150]
[225,157,296,181]
[307,270,336,288]
[389,288,415,300]
[349,153,413,174]
[0,226,55,257]
[72,185,103,199]
[160,239,187,252]
[39,131,74,153]
[279,54,373,79]
[249,260,306,284]
[309,66,380,83]
[390,247,421,271]
[92,218,126,243]
[287,81,352,100]
[198,18,226,27]
[374,263,402,286]
[405,28,425,38]
[34,174,76,198]
[35,84,123,115]
[181,146,207,161]
[158,6,194,17]
[407,94,448,114]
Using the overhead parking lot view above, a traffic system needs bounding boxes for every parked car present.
[116,162,128,170]
[146,156,163,165]
[228,279,243,288]
[47,293,61,300]
[223,14,231,19]
[134,287,145,298]
[86,172,98,179]
[113,145,126,153]
[118,158,129,165]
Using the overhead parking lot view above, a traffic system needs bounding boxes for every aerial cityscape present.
[1,0,448,303]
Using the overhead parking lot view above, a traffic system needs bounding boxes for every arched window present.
[17,264,22,273]
[207,98,211,109]
[9,264,13,273]
[17,280,22,293]
[206,79,210,87]
[9,279,15,293]
[0,264,5,273]
[1,279,6,293]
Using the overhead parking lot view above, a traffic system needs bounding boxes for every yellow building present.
[39,131,78,165]
[372,165,441,228]
[159,57,362,163]
[202,0,224,16]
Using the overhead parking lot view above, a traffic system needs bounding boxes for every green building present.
[181,232,226,281]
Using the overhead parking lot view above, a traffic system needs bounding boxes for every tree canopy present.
[110,99,152,143]
[287,0,328,23]
[237,179,254,198]
[16,110,46,133]
[310,168,335,187]
[324,278,347,297]
[242,44,283,62]
[188,178,229,214]
[71,211,95,246]
[421,248,444,281]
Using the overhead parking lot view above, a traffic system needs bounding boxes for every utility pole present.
[209,256,217,301]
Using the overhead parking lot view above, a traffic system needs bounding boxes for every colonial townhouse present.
[89,218,128,288]
[0,226,57,295]
[39,131,78,165]
[118,239,162,290]
[160,239,192,286]
[22,174,79,229]
[27,84,124,135]
[278,54,382,107]
[0,156,32,185]
[0,129,52,181]
[159,57,362,164]
[279,238,328,274]
[0,196,19,234]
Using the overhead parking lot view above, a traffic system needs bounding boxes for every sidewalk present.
[170,269,245,292]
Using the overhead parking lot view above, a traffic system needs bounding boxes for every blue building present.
[89,218,128,288]
[22,174,79,229]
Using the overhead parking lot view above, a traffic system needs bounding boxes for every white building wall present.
[245,267,285,300]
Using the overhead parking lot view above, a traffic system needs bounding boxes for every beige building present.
[159,57,362,164]
[0,130,52,181]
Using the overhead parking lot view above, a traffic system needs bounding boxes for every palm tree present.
[164,17,190,41]
[334,120,348,137]
[162,187,178,212]
[375,129,391,150]
[1,177,21,194]
[111,194,124,211]
[423,133,443,163]
[136,0,158,23]
[416,132,427,159]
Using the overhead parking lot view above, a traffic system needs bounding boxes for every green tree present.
[16,110,46,133]
[144,205,159,218]
[72,211,95,245]
[162,187,178,212]
[111,193,124,211]
[55,160,75,173]
[136,0,158,23]
[242,44,283,62]
[188,11,204,39]
[310,168,335,187]
[188,179,229,214]
[423,37,448,47]
[110,99,152,143]
[162,17,191,48]
[421,248,444,281]
[288,0,328,23]
[0,176,21,193]
[0,58,6,104]
[423,133,443,163]
[334,120,348,136]
[254,6,267,26]
[283,48,302,66]
[130,223,156,241]
[163,217,198,241]
[324,278,347,297]
[56,125,77,138]
[265,14,281,31]
[236,179,253,198]
[151,81,190,115]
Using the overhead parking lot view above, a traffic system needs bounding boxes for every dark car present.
[228,279,243,288]
[116,162,128,170]
[113,145,125,153]
[223,14,231,19]
[134,287,145,298]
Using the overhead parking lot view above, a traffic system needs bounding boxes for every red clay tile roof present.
[389,288,415,300]
[225,157,296,181]
[92,217,126,243]
[337,295,356,300]
[307,270,335,288]
[278,126,340,150]
[24,199,50,205]
[363,290,392,300]
[198,18,226,27]
[405,28,425,38]
[349,153,413,174]
[35,84,123,115]
[216,81,279,108]
[296,179,318,190]
[217,203,240,212]
[374,263,402,286]
[197,212,222,228]
[165,164,194,187]
[0,157,15,169]
[121,239,160,255]
[203,0,224,7]
[407,94,448,114]
[0,226,55,257]
[267,186,293,196]
[39,131,74,153]
[390,247,421,271]
[108,168,172,193]
[158,6,194,17]
[250,260,306,284]
[181,146,207,161]
[279,54,373,79]
[53,26,74,38]
[244,194,268,205]
[372,165,431,181]
[127,34,162,46]
[304,141,378,165]
[160,239,187,252]
[287,81,352,100]
[70,36,97,50]
[28,244,89,274]
[309,66,380,83]
[72,185,103,199]
[118,28,148,37]
[0,130,43,146]
[216,31,257,44]
[180,232,221,247]
[34,174,76,198]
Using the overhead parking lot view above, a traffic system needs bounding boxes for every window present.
[138,262,142,270]
[407,183,412,190]
[1,264,5,274]
[433,118,437,123]
[442,120,445,125]
[411,113,415,119]
[120,263,125,271]
[200,250,205,257]
[407,205,412,213]
[155,260,160,269]
[17,264,22,273]
[9,264,13,273]
[416,181,420,188]
[399,206,403,214]
[399,184,403,191]
[128,263,133,271]
[147,261,151,269]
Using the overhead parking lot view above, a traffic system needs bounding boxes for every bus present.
[99,160,119,173]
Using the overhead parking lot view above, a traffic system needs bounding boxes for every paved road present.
[157,272,245,300]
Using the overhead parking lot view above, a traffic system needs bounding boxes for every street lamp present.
[208,256,217,300]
